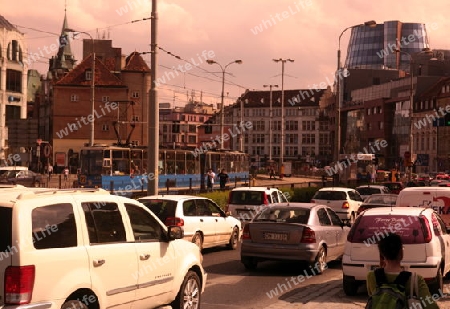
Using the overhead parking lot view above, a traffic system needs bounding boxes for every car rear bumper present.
[1,302,53,309]
[241,242,317,263]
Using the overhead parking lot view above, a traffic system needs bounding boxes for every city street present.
[201,244,450,309]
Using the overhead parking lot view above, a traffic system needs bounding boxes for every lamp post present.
[336,20,376,165]
[64,28,95,146]
[395,49,414,181]
[206,59,242,150]
[263,84,278,161]
[273,58,294,176]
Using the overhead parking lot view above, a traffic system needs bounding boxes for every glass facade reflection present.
[345,21,429,72]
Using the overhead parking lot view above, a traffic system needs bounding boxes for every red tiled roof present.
[56,54,123,86]
[123,52,150,72]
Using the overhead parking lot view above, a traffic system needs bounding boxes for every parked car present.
[225,187,288,221]
[310,187,363,223]
[0,165,28,177]
[342,207,450,296]
[0,169,43,187]
[240,203,350,271]
[139,195,241,250]
[356,193,398,215]
[0,188,206,309]
[382,181,405,194]
[355,185,390,201]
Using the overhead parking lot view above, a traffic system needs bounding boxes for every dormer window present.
[85,69,92,81]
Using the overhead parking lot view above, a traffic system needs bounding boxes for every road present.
[201,244,450,309]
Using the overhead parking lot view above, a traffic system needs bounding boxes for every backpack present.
[365,268,411,309]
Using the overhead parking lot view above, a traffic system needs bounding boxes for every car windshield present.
[356,187,382,195]
[364,195,397,205]
[350,215,425,244]
[313,190,347,200]
[229,191,264,205]
[139,199,177,223]
[254,207,310,223]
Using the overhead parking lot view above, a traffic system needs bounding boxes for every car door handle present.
[93,259,105,267]
[140,254,150,260]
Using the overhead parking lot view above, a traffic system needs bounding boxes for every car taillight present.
[310,199,315,203]
[419,215,432,243]
[242,224,251,240]
[165,217,184,227]
[300,227,316,243]
[263,193,269,205]
[342,201,349,209]
[5,265,35,305]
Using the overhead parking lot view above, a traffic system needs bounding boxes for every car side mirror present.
[167,226,183,240]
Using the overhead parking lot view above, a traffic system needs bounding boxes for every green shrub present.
[197,191,229,209]
[289,187,321,202]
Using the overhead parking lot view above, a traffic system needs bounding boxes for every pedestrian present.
[269,167,275,179]
[206,168,216,192]
[366,233,439,309]
[63,166,69,181]
[47,163,53,179]
[217,169,229,190]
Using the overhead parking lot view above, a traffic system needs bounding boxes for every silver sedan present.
[240,203,350,273]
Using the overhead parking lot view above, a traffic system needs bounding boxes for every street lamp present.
[64,28,95,146]
[273,58,294,177]
[263,84,278,161]
[336,20,376,165]
[206,59,242,150]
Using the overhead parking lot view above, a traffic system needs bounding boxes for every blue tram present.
[77,145,249,193]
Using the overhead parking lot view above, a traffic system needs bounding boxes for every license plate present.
[263,232,288,241]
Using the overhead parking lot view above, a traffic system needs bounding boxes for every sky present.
[3,0,450,107]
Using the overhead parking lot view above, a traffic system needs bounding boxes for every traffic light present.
[445,113,450,126]
[172,121,180,133]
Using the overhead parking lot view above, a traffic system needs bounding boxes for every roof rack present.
[16,188,110,200]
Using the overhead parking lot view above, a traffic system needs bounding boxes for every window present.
[85,70,92,81]
[327,209,343,226]
[132,115,139,122]
[0,207,12,252]
[286,134,298,144]
[302,134,315,144]
[132,91,140,98]
[70,94,79,102]
[302,121,315,131]
[317,208,331,226]
[124,203,162,241]
[252,134,265,144]
[6,69,22,92]
[102,124,109,131]
[82,202,126,244]
[286,121,298,130]
[102,96,109,102]
[32,203,77,249]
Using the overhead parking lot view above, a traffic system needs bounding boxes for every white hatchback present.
[311,187,363,223]
[342,206,450,296]
[139,195,241,250]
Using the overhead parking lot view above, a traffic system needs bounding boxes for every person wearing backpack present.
[366,233,440,309]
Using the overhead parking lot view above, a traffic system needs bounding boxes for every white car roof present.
[362,206,429,216]
[139,194,208,201]
[230,187,279,192]
[317,187,354,192]
[400,187,450,192]
[356,185,388,189]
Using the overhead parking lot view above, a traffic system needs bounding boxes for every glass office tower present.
[345,21,430,72]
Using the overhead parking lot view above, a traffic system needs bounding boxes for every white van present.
[396,187,450,226]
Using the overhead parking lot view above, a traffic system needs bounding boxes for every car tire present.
[313,246,327,275]
[192,232,203,250]
[428,269,443,295]
[61,300,88,309]
[343,276,359,296]
[172,270,201,309]
[227,227,239,250]
[241,256,258,270]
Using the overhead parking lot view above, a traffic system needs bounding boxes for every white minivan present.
[396,187,450,227]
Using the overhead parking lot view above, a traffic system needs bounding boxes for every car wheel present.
[343,276,360,296]
[241,256,258,270]
[313,246,327,275]
[61,300,88,309]
[172,270,201,309]
[227,227,239,250]
[428,269,443,295]
[192,232,203,250]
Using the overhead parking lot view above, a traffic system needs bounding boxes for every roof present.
[272,202,317,210]
[123,52,151,72]
[362,206,428,216]
[236,88,326,108]
[0,15,20,32]
[356,185,388,189]
[56,54,124,86]
[139,195,207,201]
[230,187,280,192]
[317,187,354,192]
[400,187,450,192]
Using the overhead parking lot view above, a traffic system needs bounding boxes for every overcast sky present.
[3,0,450,107]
